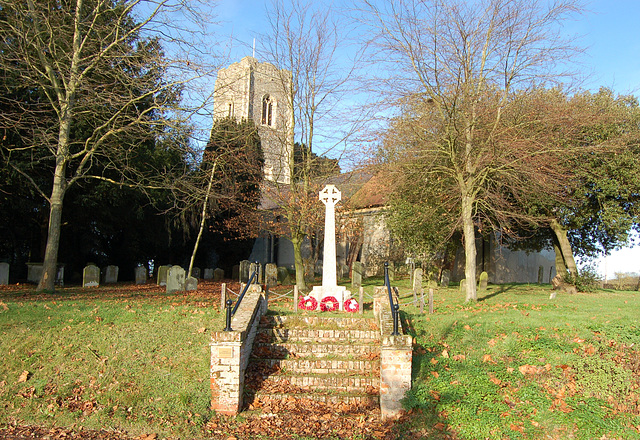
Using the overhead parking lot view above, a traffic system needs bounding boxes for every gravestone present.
[0,262,9,285]
[134,266,146,285]
[83,264,100,287]
[157,265,170,286]
[277,267,291,285]
[407,258,416,285]
[265,263,278,287]
[440,269,451,287]
[192,267,201,279]
[412,268,423,292]
[352,261,364,288]
[103,265,119,284]
[249,262,262,284]
[232,265,240,281]
[239,260,251,283]
[537,266,544,285]
[459,279,467,294]
[203,268,214,280]
[185,276,198,291]
[478,271,488,292]
[167,265,186,293]
[339,264,349,280]
[213,268,224,281]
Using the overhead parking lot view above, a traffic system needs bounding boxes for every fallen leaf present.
[441,350,449,358]
[463,325,471,330]
[430,358,438,365]
[431,371,439,378]
[197,327,206,333]
[17,371,29,383]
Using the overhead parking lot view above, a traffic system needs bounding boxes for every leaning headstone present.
[103,265,119,284]
[239,260,251,283]
[459,279,467,294]
[277,267,291,285]
[185,276,198,291]
[537,266,544,285]
[478,271,488,292]
[167,265,186,293]
[213,268,224,281]
[157,265,170,286]
[203,268,214,280]
[440,269,451,287]
[83,264,100,287]
[192,267,201,279]
[265,263,278,287]
[0,262,9,285]
[134,266,146,285]
[352,261,364,288]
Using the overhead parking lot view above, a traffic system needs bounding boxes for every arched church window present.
[262,94,274,126]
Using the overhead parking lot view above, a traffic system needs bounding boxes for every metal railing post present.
[384,262,400,336]
[224,299,233,331]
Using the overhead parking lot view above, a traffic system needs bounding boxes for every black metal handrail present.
[224,263,259,332]
[384,262,400,335]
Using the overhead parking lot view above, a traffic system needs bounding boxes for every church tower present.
[213,56,293,184]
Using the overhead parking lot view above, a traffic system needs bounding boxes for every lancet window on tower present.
[261,94,274,126]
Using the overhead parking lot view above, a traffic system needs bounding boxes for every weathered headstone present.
[478,271,488,292]
[352,261,364,288]
[537,266,544,285]
[249,262,262,284]
[134,266,146,285]
[277,267,291,285]
[239,260,251,283]
[407,258,416,285]
[157,265,170,286]
[0,262,9,285]
[83,264,100,287]
[203,268,214,280]
[440,269,451,287]
[551,274,577,295]
[167,265,186,293]
[232,265,240,281]
[192,267,201,279]
[459,279,467,294]
[265,263,278,287]
[103,265,119,284]
[213,268,224,281]
[185,276,198,291]
[26,263,42,284]
[412,268,423,292]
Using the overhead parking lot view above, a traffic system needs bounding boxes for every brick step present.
[247,391,379,409]
[253,358,380,376]
[260,315,378,331]
[256,327,381,344]
[261,374,380,393]
[252,342,380,359]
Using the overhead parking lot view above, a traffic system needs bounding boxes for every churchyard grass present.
[0,286,223,439]
[394,282,640,440]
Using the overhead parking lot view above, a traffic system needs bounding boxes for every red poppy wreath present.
[319,296,339,312]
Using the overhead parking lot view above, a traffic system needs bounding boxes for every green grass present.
[0,287,223,438]
[395,282,640,440]
[1,281,639,439]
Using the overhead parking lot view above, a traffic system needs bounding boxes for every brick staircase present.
[243,314,382,413]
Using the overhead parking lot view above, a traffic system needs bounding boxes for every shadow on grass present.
[477,283,518,301]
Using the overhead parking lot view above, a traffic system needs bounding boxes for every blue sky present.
[215,0,640,277]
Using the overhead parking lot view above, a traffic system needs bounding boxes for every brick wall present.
[210,285,266,415]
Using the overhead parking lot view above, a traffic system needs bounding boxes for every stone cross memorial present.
[310,185,351,310]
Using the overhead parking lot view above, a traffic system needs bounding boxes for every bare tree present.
[0,0,219,291]
[359,0,585,301]
[256,0,362,290]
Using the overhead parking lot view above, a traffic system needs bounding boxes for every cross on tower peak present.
[319,184,341,207]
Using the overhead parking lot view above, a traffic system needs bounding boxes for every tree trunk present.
[549,219,578,277]
[461,193,477,301]
[291,234,306,291]
[552,240,567,276]
[38,160,67,292]
[188,161,217,278]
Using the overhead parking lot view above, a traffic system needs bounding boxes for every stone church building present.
[213,58,556,284]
